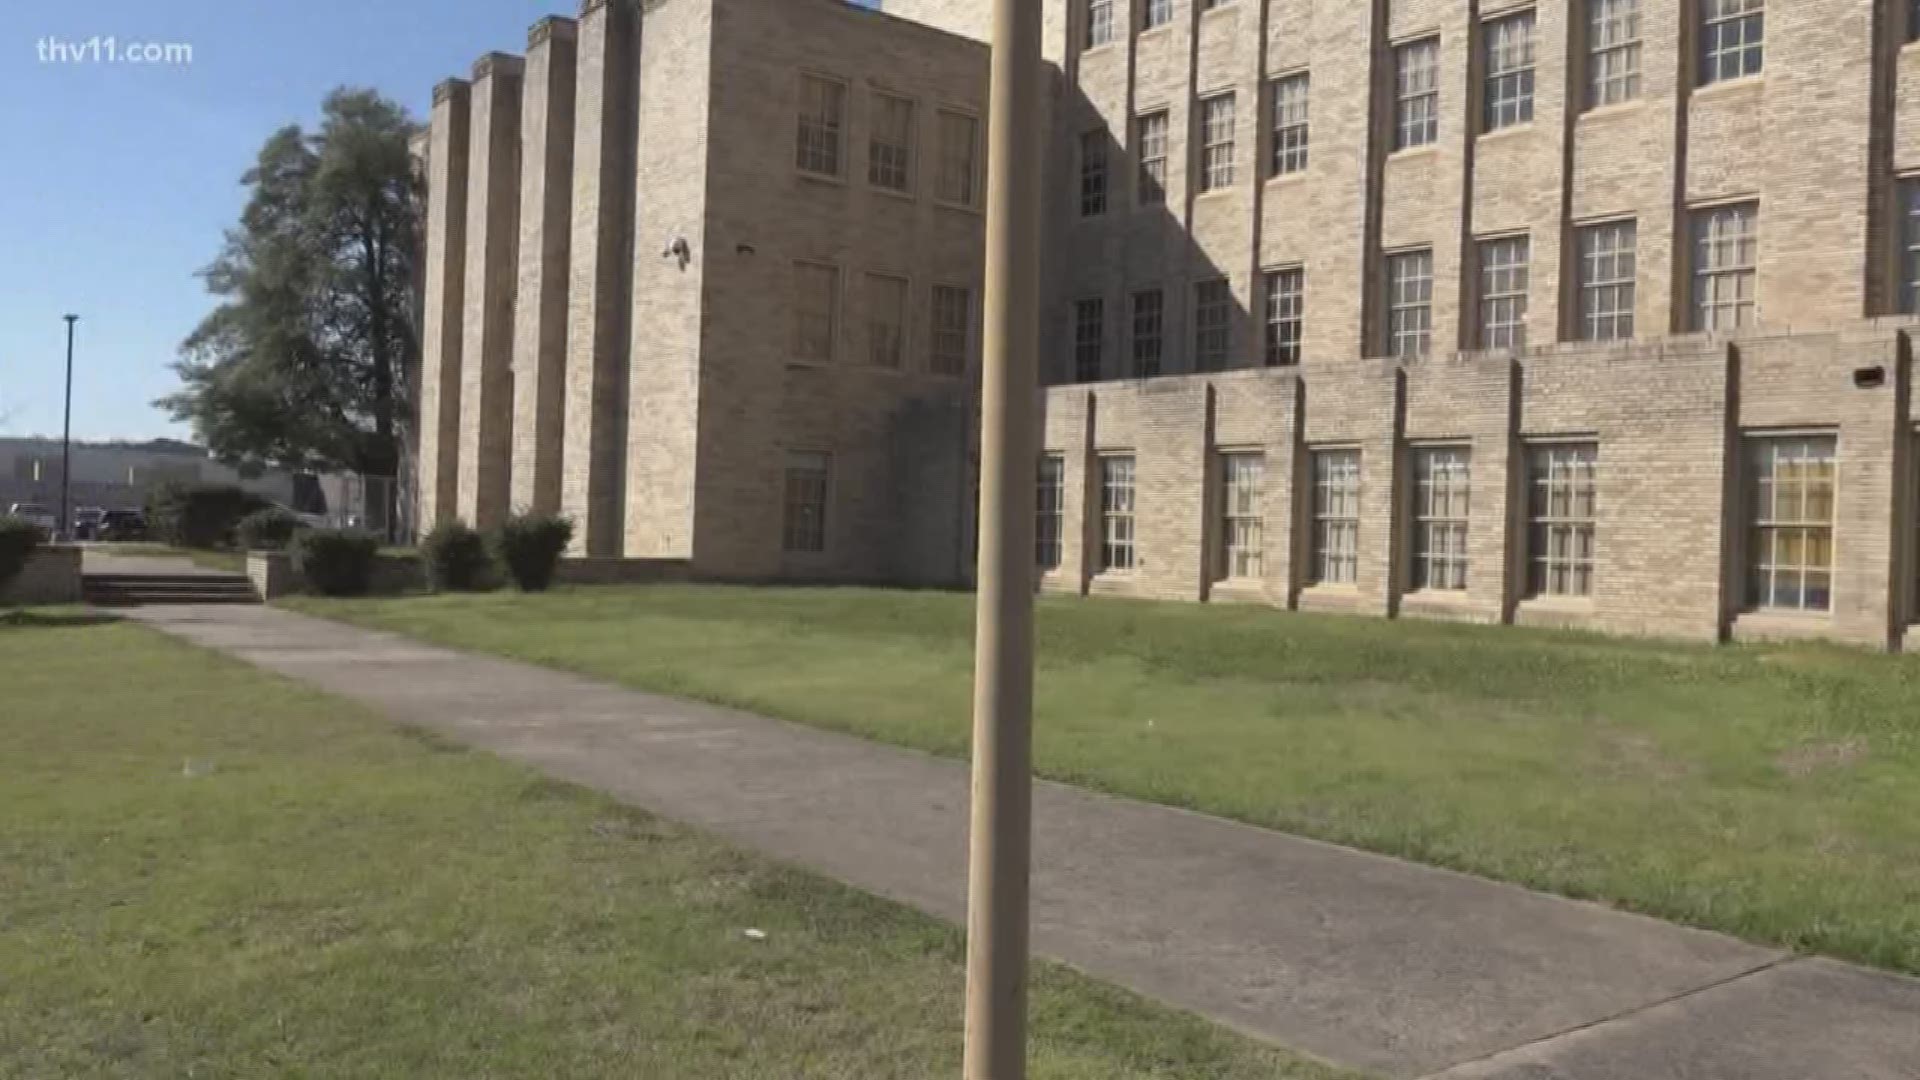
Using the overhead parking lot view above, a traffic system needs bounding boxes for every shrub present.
[422,519,490,592]
[492,513,574,593]
[235,507,306,551]
[291,529,379,597]
[146,482,271,549]
[0,516,42,596]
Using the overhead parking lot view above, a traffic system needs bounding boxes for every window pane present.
[1527,443,1599,598]
[1194,278,1233,372]
[1477,236,1530,350]
[1270,73,1311,175]
[796,76,846,177]
[1264,269,1304,366]
[1483,11,1536,131]
[1395,39,1440,150]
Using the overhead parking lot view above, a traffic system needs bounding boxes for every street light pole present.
[963,0,1042,1075]
[60,314,78,542]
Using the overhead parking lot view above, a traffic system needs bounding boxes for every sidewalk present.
[129,604,1920,1080]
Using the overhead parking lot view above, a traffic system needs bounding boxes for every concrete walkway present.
[129,604,1920,1080]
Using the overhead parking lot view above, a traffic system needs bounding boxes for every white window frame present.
[1131,288,1164,379]
[1086,0,1115,49]
[1477,235,1530,351]
[1080,129,1108,217]
[1137,111,1170,206]
[1746,433,1836,614]
[1526,442,1598,599]
[1264,267,1304,366]
[1073,298,1105,382]
[1700,0,1764,86]
[1411,445,1471,592]
[864,272,909,369]
[1576,219,1637,342]
[1482,10,1536,132]
[929,284,970,376]
[1194,278,1233,372]
[1310,448,1362,586]
[1269,73,1310,176]
[935,109,980,208]
[1143,0,1173,31]
[1394,38,1440,151]
[1037,454,1065,571]
[1217,451,1265,581]
[796,74,848,179]
[1386,248,1434,359]
[1691,202,1759,333]
[1198,92,1236,193]
[1099,454,1137,573]
[782,451,831,554]
[867,91,915,194]
[791,261,840,365]
[1587,0,1642,108]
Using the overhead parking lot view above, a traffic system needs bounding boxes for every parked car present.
[73,507,106,540]
[96,509,149,542]
[6,502,57,539]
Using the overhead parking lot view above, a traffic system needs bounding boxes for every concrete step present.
[82,573,259,607]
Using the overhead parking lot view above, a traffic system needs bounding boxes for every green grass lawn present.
[86,542,244,573]
[286,585,1920,977]
[0,610,1343,1079]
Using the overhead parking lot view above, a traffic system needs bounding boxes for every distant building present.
[0,437,296,516]
[414,0,1920,651]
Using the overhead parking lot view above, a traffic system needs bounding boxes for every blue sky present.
[0,0,577,441]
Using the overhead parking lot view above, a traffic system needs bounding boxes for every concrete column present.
[417,78,470,532]
[457,52,525,530]
[562,0,640,556]
[510,18,579,518]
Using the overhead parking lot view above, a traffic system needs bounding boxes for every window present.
[1691,202,1759,333]
[868,92,914,192]
[1412,447,1471,591]
[1747,434,1835,613]
[1911,0,1920,43]
[936,110,979,206]
[783,451,830,553]
[1131,289,1164,378]
[1194,278,1232,371]
[1264,268,1304,366]
[1527,443,1597,598]
[1386,249,1434,358]
[1137,111,1169,205]
[1143,0,1173,30]
[1477,235,1530,350]
[1394,38,1440,150]
[1587,0,1642,108]
[1080,130,1108,217]
[1700,0,1764,85]
[1099,455,1137,572]
[1201,0,1234,10]
[1270,73,1310,176]
[1217,452,1265,581]
[930,285,970,375]
[796,75,847,178]
[1036,455,1065,571]
[1576,220,1637,341]
[1074,298,1105,382]
[1199,93,1236,193]
[1902,180,1920,315]
[792,261,839,364]
[865,273,908,368]
[1311,449,1361,585]
[1086,0,1115,48]
[1483,10,1536,131]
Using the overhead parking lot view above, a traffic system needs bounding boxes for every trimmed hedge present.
[291,529,379,597]
[146,482,271,549]
[235,508,306,551]
[493,514,574,593]
[0,516,42,595]
[422,519,490,592]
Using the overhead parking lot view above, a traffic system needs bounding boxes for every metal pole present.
[60,314,78,542]
[963,0,1041,1075]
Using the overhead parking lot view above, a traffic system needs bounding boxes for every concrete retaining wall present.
[0,546,83,605]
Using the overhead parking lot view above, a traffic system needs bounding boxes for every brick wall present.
[1038,328,1919,649]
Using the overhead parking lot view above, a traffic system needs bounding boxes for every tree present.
[161,88,421,526]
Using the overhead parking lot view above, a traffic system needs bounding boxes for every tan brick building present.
[417,0,1920,649]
